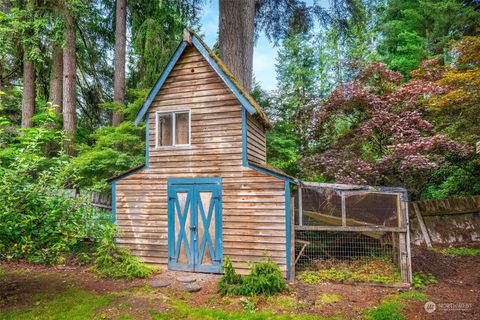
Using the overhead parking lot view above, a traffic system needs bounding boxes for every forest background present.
[1,0,479,204]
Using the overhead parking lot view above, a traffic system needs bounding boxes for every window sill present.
[153,145,192,150]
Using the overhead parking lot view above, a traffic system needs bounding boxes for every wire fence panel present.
[294,183,412,285]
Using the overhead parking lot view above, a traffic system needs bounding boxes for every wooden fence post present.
[413,203,432,248]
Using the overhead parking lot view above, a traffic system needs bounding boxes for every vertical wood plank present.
[413,203,432,248]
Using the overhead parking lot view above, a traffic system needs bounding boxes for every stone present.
[177,275,197,283]
[150,279,172,288]
[182,283,202,292]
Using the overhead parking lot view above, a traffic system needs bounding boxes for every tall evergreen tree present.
[378,0,480,76]
[21,59,35,128]
[49,42,63,114]
[218,0,364,93]
[62,4,77,155]
[112,0,127,126]
[128,0,201,89]
[219,0,255,92]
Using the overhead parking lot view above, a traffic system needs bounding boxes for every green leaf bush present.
[412,272,437,289]
[0,112,106,264]
[0,111,154,280]
[217,257,287,297]
[91,225,156,280]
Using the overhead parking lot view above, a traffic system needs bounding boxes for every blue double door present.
[167,178,223,273]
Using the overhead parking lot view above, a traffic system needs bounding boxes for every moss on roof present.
[187,29,272,129]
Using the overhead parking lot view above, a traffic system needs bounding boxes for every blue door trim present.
[285,181,291,280]
[168,177,222,186]
[167,177,223,273]
[111,181,116,223]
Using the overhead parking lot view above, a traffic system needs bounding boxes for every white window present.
[155,110,191,147]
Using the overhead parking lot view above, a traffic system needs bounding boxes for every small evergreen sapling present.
[217,257,287,297]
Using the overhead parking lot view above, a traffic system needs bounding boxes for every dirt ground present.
[0,244,479,319]
[404,244,480,320]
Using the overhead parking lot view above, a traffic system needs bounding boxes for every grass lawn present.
[0,285,426,320]
[0,285,344,320]
[1,287,116,320]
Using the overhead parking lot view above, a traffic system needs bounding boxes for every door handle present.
[190,226,197,241]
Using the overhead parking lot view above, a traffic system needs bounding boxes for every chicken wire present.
[293,183,412,284]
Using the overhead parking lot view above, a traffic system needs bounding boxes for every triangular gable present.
[134,29,271,128]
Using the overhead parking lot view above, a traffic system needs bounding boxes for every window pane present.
[158,114,173,146]
[175,112,189,145]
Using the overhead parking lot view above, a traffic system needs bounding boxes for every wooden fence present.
[409,195,480,246]
[63,189,112,211]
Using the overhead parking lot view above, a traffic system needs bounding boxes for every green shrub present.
[66,121,145,192]
[436,247,480,256]
[0,113,110,264]
[91,225,156,280]
[412,272,437,288]
[0,110,154,281]
[364,300,405,320]
[217,257,287,297]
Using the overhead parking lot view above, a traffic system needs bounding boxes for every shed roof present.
[134,29,272,129]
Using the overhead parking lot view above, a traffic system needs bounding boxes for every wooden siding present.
[115,45,286,274]
[246,112,267,164]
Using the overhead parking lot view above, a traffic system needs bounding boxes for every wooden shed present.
[109,30,298,279]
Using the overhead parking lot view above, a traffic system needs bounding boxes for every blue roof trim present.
[108,164,145,183]
[190,36,256,116]
[134,41,188,125]
[134,33,261,125]
[247,161,298,184]
[241,105,298,184]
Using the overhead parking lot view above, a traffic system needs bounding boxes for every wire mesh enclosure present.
[293,183,412,285]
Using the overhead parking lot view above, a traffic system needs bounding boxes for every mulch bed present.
[404,245,480,319]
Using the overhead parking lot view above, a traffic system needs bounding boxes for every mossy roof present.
[187,29,272,129]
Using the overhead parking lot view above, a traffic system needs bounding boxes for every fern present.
[91,225,156,280]
[217,257,287,297]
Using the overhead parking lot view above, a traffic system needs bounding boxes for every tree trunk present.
[21,59,35,128]
[112,0,127,126]
[0,61,4,105]
[218,0,255,92]
[49,43,63,115]
[63,13,77,156]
